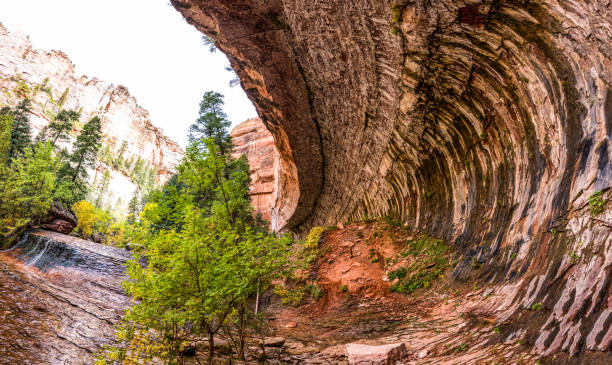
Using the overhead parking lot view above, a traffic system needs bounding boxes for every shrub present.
[307,284,324,301]
[73,201,96,237]
[274,285,305,306]
[305,226,324,250]
[588,191,605,215]
[388,267,408,281]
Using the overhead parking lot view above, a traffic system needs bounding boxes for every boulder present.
[41,219,74,235]
[48,203,77,227]
[346,343,407,365]
[41,203,77,234]
[263,337,286,347]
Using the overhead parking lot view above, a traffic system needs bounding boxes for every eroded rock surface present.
[0,231,130,364]
[231,117,294,231]
[172,0,612,360]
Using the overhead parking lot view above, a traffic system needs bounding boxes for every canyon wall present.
[172,0,612,358]
[0,24,183,215]
[231,117,295,231]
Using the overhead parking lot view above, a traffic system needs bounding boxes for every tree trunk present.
[238,306,246,361]
[254,279,260,314]
[208,331,215,365]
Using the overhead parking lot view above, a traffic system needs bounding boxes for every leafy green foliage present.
[530,302,542,311]
[588,191,605,215]
[274,285,306,306]
[388,267,408,281]
[389,235,450,294]
[202,35,217,53]
[291,226,324,281]
[0,110,12,165]
[0,143,58,241]
[106,137,292,364]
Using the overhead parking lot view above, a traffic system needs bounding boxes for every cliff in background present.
[0,24,183,215]
[231,117,295,231]
[172,0,612,361]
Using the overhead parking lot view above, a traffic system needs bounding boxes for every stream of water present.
[0,231,131,364]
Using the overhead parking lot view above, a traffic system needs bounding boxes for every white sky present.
[0,0,257,147]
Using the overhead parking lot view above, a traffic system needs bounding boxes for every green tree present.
[7,99,32,161]
[0,143,58,241]
[114,140,128,169]
[44,109,80,148]
[55,116,102,206]
[108,139,291,364]
[0,110,13,165]
[94,170,111,208]
[127,189,141,224]
[188,91,232,155]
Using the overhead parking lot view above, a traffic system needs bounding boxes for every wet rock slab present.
[0,230,131,364]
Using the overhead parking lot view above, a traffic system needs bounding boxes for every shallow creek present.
[0,230,131,364]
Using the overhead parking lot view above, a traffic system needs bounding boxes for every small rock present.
[346,343,407,365]
[285,321,298,328]
[417,349,428,358]
[338,222,345,229]
[264,336,286,347]
[482,288,494,298]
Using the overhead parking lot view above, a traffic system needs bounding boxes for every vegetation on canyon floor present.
[96,91,296,365]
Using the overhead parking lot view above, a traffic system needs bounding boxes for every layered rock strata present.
[231,117,294,231]
[172,0,612,359]
[0,24,183,214]
[0,231,131,364]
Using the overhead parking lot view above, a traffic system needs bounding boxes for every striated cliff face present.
[231,117,295,231]
[0,24,183,214]
[173,0,612,359]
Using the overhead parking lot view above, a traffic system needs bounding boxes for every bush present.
[305,226,324,250]
[274,285,305,306]
[307,284,324,301]
[73,201,96,237]
[588,191,605,215]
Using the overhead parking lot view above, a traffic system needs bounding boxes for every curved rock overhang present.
[171,0,323,229]
[172,0,612,355]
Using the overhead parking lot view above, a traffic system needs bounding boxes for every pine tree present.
[114,140,128,169]
[45,109,80,148]
[55,116,102,205]
[188,91,233,155]
[127,190,140,224]
[95,169,111,208]
[8,99,31,161]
